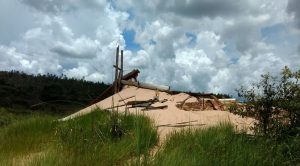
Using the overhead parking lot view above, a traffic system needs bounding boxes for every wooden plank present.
[130,102,152,108]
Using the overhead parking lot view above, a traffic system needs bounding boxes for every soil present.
[62,86,255,142]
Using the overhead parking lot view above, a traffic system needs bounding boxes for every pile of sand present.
[62,86,255,140]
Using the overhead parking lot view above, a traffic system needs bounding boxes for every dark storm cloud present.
[156,0,251,19]
[287,0,300,29]
[20,0,104,13]
[287,0,300,56]
[221,20,259,53]
[50,39,98,59]
[0,0,36,44]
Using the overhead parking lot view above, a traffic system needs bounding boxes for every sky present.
[0,0,299,95]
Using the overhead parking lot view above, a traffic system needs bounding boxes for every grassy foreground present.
[0,108,298,165]
[0,108,157,165]
[149,123,297,166]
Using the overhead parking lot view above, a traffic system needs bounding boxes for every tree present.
[237,66,300,138]
[277,66,300,130]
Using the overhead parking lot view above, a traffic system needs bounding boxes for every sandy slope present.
[62,86,255,140]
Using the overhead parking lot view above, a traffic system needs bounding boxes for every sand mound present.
[62,86,255,140]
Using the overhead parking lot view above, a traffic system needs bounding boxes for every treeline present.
[214,93,231,99]
[0,71,110,113]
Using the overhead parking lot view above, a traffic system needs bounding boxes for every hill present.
[0,71,111,114]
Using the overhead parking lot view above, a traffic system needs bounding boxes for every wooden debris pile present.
[126,99,168,111]
[176,95,227,111]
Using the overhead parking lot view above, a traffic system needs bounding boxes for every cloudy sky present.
[0,0,299,95]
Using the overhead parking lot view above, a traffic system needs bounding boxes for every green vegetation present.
[0,70,110,114]
[0,68,299,165]
[149,123,295,166]
[214,93,232,99]
[236,66,300,138]
[0,109,157,165]
[0,107,58,127]
[0,109,299,165]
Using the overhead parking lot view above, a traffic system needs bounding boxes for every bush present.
[236,66,300,139]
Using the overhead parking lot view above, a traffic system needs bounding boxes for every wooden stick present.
[179,96,192,109]
[142,105,168,111]
[118,95,135,102]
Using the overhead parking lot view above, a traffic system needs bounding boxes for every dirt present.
[62,86,255,142]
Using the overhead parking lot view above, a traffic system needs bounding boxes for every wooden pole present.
[121,50,123,78]
[202,97,204,110]
[114,46,119,93]
[118,50,123,91]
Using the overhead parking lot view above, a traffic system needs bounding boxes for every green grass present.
[148,123,293,166]
[0,114,57,165]
[0,109,158,166]
[0,108,298,165]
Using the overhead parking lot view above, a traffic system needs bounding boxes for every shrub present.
[236,66,300,139]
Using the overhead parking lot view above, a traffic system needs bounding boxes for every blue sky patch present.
[126,9,134,20]
[185,32,197,46]
[223,42,240,64]
[261,24,286,44]
[122,29,141,51]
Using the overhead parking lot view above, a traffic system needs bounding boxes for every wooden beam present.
[168,90,213,97]
[118,50,124,91]
[126,99,157,106]
[121,80,170,91]
[114,46,119,93]
[122,69,140,80]
[120,50,123,78]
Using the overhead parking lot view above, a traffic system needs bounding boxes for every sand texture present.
[62,86,255,140]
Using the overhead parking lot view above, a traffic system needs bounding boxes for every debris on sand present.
[62,46,255,140]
